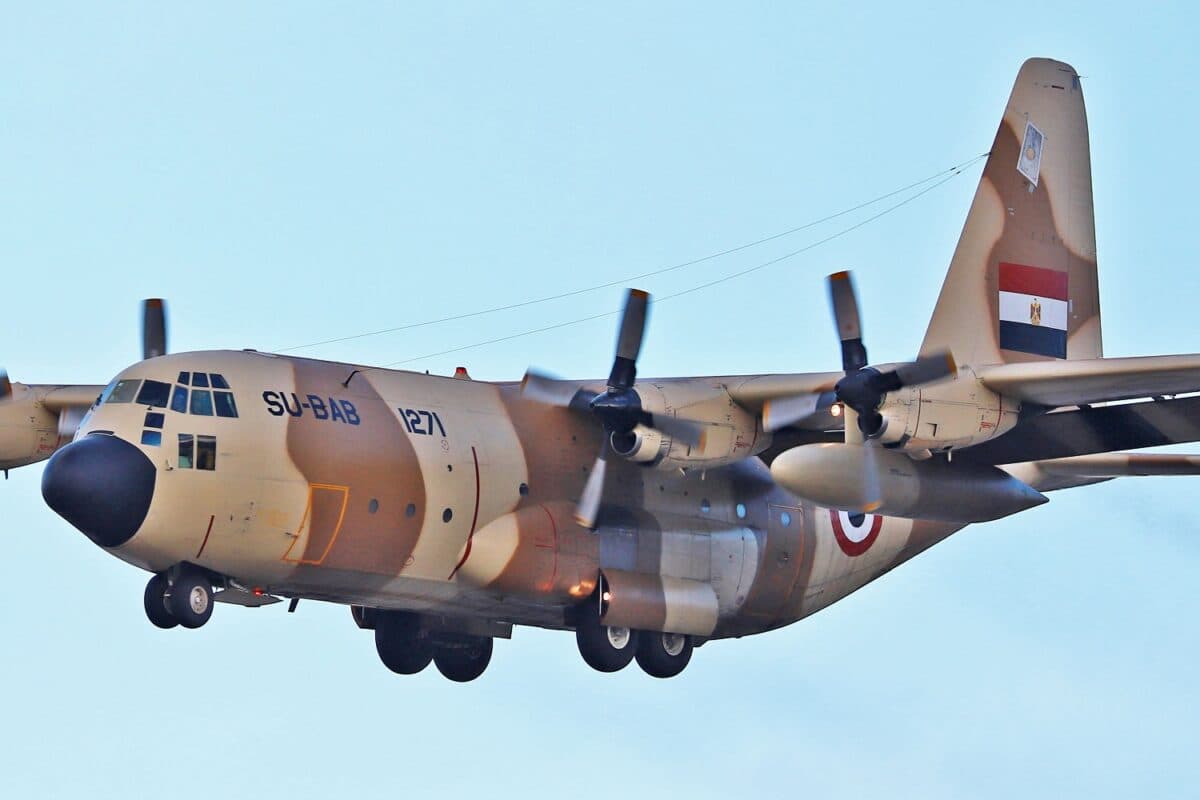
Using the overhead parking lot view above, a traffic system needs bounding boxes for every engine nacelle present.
[623,381,769,471]
[770,442,1046,523]
[872,366,1019,452]
[0,384,61,470]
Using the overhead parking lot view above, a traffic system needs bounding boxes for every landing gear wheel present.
[575,598,638,673]
[635,631,693,678]
[167,570,214,629]
[374,613,434,675]
[434,637,494,682]
[143,573,177,629]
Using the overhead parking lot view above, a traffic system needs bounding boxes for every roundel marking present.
[829,510,883,557]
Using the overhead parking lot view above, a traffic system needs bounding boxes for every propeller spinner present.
[522,289,707,529]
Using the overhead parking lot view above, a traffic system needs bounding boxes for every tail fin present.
[920,58,1100,367]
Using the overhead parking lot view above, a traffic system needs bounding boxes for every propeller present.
[763,271,957,512]
[0,369,11,403]
[521,288,708,529]
[763,271,956,436]
[141,298,167,360]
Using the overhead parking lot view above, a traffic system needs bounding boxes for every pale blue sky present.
[2,3,1198,798]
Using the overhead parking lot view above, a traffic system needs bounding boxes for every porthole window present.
[442,508,453,523]
[518,483,529,497]
[700,498,711,514]
[368,499,379,514]
[405,503,416,518]
[780,511,792,527]
[736,502,747,519]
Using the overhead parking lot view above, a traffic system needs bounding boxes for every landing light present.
[831,403,843,418]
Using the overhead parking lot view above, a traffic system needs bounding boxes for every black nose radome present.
[42,434,156,548]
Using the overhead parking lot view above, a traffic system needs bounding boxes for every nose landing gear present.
[142,567,214,630]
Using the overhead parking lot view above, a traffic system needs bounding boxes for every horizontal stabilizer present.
[978,354,1200,407]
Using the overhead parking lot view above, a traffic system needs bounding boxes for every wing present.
[977,354,1200,407]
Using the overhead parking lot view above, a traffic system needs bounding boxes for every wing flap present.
[978,354,1200,407]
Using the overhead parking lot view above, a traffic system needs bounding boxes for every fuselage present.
[59,349,963,639]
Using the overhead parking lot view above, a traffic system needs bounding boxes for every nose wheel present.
[142,568,214,630]
[143,573,177,629]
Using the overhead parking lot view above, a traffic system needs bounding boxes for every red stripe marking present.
[195,515,215,560]
[998,262,1068,300]
[448,446,482,580]
[539,503,558,592]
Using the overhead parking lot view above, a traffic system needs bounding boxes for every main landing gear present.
[574,596,694,679]
[143,566,215,630]
[371,610,495,682]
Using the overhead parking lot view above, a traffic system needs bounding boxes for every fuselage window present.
[210,374,230,389]
[178,371,190,385]
[171,385,188,413]
[178,434,194,469]
[192,372,210,389]
[106,379,142,404]
[136,380,171,408]
[141,430,162,447]
[196,435,216,470]
[190,390,214,416]
[214,391,238,418]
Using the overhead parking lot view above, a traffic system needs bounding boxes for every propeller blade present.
[762,390,838,432]
[647,413,708,449]
[521,370,582,407]
[891,350,957,388]
[0,370,11,402]
[828,272,867,373]
[608,289,649,390]
[861,441,883,513]
[575,446,610,530]
[141,298,167,360]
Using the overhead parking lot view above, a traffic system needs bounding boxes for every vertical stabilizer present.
[920,58,1100,367]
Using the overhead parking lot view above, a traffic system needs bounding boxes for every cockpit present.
[94,370,239,470]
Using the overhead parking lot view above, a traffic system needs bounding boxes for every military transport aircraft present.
[5,57,1200,682]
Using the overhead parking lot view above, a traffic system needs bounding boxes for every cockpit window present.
[178,434,194,468]
[211,374,230,389]
[106,379,142,404]
[171,385,188,413]
[177,371,190,385]
[135,380,171,408]
[214,391,238,418]
[196,435,216,470]
[192,373,210,389]
[190,389,214,416]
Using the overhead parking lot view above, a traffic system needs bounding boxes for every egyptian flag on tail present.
[998,262,1068,359]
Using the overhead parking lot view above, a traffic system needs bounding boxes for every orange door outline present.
[282,483,349,565]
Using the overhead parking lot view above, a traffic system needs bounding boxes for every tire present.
[635,631,693,679]
[575,598,638,673]
[374,613,433,675]
[167,570,214,629]
[143,573,178,629]
[433,637,493,683]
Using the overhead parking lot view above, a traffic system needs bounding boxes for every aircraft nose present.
[41,434,157,548]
